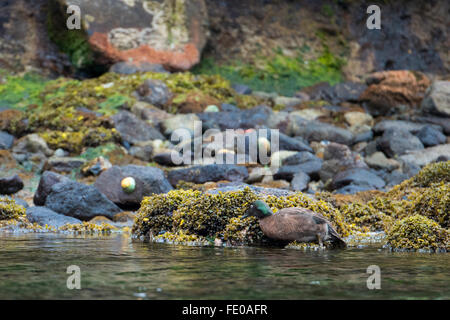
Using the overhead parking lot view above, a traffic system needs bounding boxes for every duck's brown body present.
[258,207,346,248]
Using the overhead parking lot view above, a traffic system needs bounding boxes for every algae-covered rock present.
[133,187,350,246]
[408,161,450,188]
[340,202,394,232]
[0,197,26,220]
[406,183,449,228]
[387,215,449,251]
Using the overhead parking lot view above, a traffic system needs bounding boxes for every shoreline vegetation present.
[1,162,449,252]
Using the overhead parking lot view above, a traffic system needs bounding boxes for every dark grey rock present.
[45,180,121,220]
[299,82,367,104]
[0,131,14,149]
[378,128,424,157]
[129,144,153,162]
[111,110,164,144]
[94,165,173,207]
[34,171,71,206]
[410,116,450,135]
[220,103,240,112]
[373,120,442,134]
[231,83,252,95]
[381,170,409,187]
[416,126,446,147]
[334,184,375,194]
[319,142,368,183]
[278,133,313,153]
[198,105,272,131]
[282,151,319,166]
[134,79,172,107]
[153,151,181,166]
[26,206,82,228]
[43,157,86,173]
[353,130,373,143]
[330,168,386,190]
[289,117,354,145]
[291,171,310,191]
[364,140,379,156]
[274,160,323,181]
[110,61,168,75]
[168,164,249,186]
[0,175,24,195]
[121,165,173,194]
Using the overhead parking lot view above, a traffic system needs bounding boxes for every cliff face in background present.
[204,0,449,81]
[0,0,449,81]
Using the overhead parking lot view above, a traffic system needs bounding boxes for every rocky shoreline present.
[1,67,449,252]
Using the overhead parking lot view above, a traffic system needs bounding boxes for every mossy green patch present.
[0,73,49,110]
[193,47,345,96]
[46,0,94,70]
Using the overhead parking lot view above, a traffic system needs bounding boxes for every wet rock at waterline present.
[26,206,82,228]
[44,180,121,220]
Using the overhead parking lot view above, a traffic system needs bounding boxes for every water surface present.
[0,233,448,299]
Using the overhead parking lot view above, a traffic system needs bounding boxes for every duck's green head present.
[243,200,273,219]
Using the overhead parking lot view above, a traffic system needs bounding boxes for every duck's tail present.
[327,224,347,249]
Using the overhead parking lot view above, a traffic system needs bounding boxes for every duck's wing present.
[280,208,328,225]
[260,211,321,241]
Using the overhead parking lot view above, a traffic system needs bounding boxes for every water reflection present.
[0,234,448,299]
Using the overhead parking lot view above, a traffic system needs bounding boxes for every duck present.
[243,200,346,248]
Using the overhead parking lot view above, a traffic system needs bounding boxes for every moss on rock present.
[340,202,394,232]
[0,197,26,220]
[387,215,449,251]
[406,182,449,228]
[133,187,351,246]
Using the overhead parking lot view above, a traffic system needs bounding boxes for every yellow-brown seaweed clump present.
[59,222,116,234]
[133,187,350,246]
[406,182,449,228]
[387,215,449,252]
[0,197,26,220]
[340,202,394,232]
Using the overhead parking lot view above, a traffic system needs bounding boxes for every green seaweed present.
[193,47,345,96]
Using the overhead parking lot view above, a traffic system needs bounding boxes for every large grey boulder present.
[27,206,82,228]
[94,165,173,207]
[44,181,121,220]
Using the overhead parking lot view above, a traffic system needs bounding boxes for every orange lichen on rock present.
[89,32,201,71]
